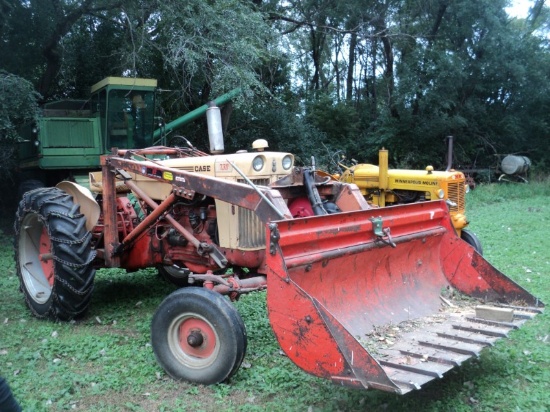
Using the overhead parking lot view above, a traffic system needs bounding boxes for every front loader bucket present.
[265,200,544,394]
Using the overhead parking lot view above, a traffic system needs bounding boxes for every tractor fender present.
[56,181,100,232]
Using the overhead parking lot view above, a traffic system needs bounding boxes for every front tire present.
[151,288,247,384]
[461,229,483,255]
[14,188,96,320]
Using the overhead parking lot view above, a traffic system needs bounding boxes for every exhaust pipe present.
[445,136,454,171]
[378,148,389,207]
[206,102,224,154]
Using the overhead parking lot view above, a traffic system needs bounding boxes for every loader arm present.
[103,155,291,221]
[100,154,292,266]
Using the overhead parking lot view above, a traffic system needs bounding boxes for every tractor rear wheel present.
[151,287,247,384]
[14,188,96,320]
[461,229,483,255]
[17,179,45,199]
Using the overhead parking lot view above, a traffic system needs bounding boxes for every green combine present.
[16,77,238,194]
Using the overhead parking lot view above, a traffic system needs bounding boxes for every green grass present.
[1,181,549,411]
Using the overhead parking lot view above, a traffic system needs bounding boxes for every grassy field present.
[1,181,549,411]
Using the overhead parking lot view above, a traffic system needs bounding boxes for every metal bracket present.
[370,217,396,248]
[197,242,228,268]
[228,160,286,219]
[115,168,133,181]
[269,223,280,255]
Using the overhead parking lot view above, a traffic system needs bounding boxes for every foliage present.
[0,71,41,182]
[0,0,281,111]
[1,0,550,172]
[262,0,550,170]
[1,182,549,411]
[0,72,40,138]
[227,98,331,167]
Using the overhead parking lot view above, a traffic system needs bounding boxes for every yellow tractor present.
[335,140,482,254]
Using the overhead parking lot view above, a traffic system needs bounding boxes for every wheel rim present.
[168,313,220,369]
[19,213,54,304]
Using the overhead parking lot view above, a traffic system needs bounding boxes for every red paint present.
[178,318,217,358]
[39,227,55,287]
[288,197,314,217]
[266,200,543,391]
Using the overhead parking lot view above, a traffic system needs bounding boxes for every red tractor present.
[14,134,543,394]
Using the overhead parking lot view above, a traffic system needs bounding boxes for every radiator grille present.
[447,181,465,213]
[237,178,270,249]
[354,176,380,184]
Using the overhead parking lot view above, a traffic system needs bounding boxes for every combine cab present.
[17,77,158,188]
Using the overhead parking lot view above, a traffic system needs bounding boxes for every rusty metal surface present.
[103,155,292,223]
[372,304,541,393]
[265,200,544,394]
[100,160,120,267]
[116,146,208,158]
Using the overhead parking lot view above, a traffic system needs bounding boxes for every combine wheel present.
[14,188,96,320]
[158,265,190,287]
[461,229,483,255]
[151,288,247,384]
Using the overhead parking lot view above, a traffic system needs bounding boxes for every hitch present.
[370,217,396,248]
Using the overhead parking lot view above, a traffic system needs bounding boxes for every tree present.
[1,0,549,173]
[0,1,126,99]
[141,0,281,115]
[0,72,40,139]
[0,71,40,178]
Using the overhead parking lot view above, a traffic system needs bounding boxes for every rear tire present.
[18,179,45,199]
[151,288,247,384]
[14,188,96,320]
[461,229,483,255]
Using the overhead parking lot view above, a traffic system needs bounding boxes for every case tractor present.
[336,137,483,253]
[13,81,543,395]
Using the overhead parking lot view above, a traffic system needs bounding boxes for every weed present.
[1,182,548,411]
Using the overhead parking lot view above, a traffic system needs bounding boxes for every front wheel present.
[151,288,247,384]
[14,187,96,320]
[461,229,483,255]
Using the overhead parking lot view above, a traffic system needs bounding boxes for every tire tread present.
[14,187,96,321]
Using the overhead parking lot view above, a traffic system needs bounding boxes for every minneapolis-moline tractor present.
[335,138,483,253]
[14,79,543,394]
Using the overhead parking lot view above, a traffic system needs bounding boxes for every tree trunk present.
[37,0,121,98]
[373,16,398,118]
[346,31,357,101]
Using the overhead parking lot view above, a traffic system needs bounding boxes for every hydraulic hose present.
[303,168,327,216]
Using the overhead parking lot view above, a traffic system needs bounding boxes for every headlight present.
[465,184,470,194]
[282,155,293,170]
[252,156,264,171]
[437,189,445,199]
